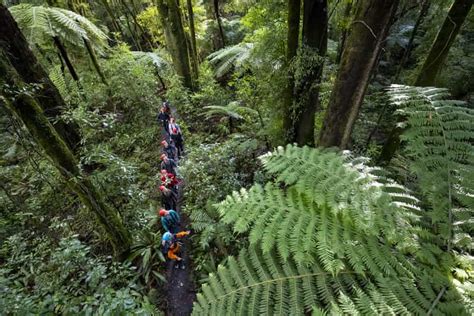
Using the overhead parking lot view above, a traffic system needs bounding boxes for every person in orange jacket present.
[162,231,191,268]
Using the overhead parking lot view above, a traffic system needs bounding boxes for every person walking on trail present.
[161,140,177,161]
[160,185,177,210]
[162,231,191,268]
[157,103,170,134]
[170,127,184,159]
[168,117,182,135]
[160,154,177,175]
[161,169,179,193]
[159,208,180,234]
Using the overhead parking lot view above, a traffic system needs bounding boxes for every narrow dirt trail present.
[159,111,196,316]
[164,188,196,316]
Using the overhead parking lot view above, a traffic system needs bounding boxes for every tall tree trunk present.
[283,0,301,142]
[318,0,399,148]
[52,36,80,82]
[156,0,194,90]
[394,0,430,81]
[335,0,352,64]
[186,0,199,79]
[291,0,328,146]
[213,0,226,48]
[0,91,131,258]
[414,0,473,86]
[0,5,80,150]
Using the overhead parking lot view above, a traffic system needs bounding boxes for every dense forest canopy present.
[0,0,473,315]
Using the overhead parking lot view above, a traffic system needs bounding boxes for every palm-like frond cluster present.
[193,143,472,315]
[204,101,258,120]
[207,42,254,77]
[9,4,107,49]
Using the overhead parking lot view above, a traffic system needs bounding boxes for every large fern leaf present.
[388,84,474,251]
[195,146,471,315]
[193,246,465,315]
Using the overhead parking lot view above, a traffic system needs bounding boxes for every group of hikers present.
[156,101,190,269]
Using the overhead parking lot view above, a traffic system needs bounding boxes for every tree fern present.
[207,42,254,77]
[9,4,107,49]
[193,145,471,315]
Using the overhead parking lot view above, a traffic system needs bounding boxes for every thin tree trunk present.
[335,0,352,64]
[53,37,80,82]
[186,0,199,78]
[283,0,301,142]
[83,38,109,86]
[99,0,125,37]
[292,0,328,146]
[415,0,473,86]
[394,0,430,81]
[0,5,80,150]
[0,93,131,258]
[156,0,194,90]
[318,0,399,149]
[213,0,226,48]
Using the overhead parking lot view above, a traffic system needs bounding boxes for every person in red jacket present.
[160,169,179,193]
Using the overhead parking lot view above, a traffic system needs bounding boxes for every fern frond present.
[388,84,474,251]
[207,43,254,77]
[259,145,419,241]
[9,4,108,49]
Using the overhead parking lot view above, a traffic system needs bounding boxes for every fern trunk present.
[83,38,108,86]
[291,0,328,146]
[0,69,131,258]
[53,36,80,82]
[414,0,473,86]
[0,4,80,150]
[283,0,301,143]
[318,0,399,148]
[156,0,194,90]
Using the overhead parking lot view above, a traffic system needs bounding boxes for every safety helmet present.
[159,209,167,216]
[162,232,172,242]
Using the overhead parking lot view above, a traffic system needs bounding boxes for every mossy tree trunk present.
[291,0,328,146]
[186,0,199,79]
[156,0,195,90]
[0,59,131,258]
[414,0,473,86]
[318,0,399,148]
[0,4,80,150]
[283,0,301,143]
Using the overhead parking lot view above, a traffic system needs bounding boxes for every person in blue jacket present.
[159,208,180,234]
